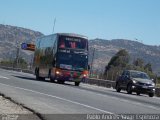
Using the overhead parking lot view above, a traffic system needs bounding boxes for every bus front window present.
[57,53,88,71]
[59,40,65,48]
[70,42,76,48]
[59,36,87,50]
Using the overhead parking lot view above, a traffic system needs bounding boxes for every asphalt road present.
[0,68,160,120]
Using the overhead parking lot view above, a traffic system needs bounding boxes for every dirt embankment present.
[0,95,42,120]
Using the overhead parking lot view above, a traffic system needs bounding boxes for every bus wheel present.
[75,82,80,86]
[35,69,40,80]
[50,77,55,83]
[40,77,45,81]
[36,75,39,80]
[36,69,45,81]
[58,80,64,84]
[38,76,45,81]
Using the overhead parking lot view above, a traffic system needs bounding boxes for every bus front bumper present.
[55,75,85,82]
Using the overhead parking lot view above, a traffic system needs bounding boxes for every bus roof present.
[56,33,88,39]
[36,33,88,41]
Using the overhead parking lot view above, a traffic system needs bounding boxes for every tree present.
[104,49,130,80]
[144,63,152,72]
[103,49,157,81]
[105,49,129,71]
[133,58,144,68]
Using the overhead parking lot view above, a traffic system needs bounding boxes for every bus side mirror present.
[88,65,90,70]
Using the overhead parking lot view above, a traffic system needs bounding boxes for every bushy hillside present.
[0,24,43,62]
[89,39,160,75]
[0,24,159,75]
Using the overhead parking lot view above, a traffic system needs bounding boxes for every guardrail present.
[84,78,160,97]
[0,66,33,74]
[83,78,116,88]
[0,66,160,97]
[155,88,160,97]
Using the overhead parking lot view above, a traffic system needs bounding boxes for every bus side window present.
[59,40,65,48]
[82,40,87,49]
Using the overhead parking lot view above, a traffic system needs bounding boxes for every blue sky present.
[0,0,160,45]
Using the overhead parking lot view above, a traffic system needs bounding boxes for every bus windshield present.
[57,53,88,71]
[58,36,88,50]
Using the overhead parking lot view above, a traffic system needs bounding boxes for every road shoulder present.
[0,94,42,120]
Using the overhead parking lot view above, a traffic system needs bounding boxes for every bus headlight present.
[83,74,87,77]
[82,70,89,78]
[56,71,60,74]
[83,74,89,78]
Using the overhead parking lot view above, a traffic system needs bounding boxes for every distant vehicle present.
[33,33,89,86]
[115,70,155,97]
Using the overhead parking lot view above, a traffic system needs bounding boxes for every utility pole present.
[15,41,20,68]
[52,18,56,34]
[90,48,95,77]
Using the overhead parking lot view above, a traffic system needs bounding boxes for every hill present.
[0,24,43,62]
[0,24,159,75]
[89,39,160,75]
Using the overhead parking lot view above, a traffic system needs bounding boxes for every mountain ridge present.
[0,24,43,62]
[0,24,160,75]
[89,39,160,75]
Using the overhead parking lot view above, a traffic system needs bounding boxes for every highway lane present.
[0,69,160,119]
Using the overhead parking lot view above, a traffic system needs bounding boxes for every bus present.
[33,33,89,86]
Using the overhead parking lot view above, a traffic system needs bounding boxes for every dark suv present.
[116,70,155,97]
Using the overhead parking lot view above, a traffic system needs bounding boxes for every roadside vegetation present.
[157,77,160,87]
[103,49,157,83]
[0,57,28,69]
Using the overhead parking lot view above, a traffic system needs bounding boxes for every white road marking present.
[1,69,160,111]
[0,75,9,79]
[81,84,160,111]
[152,96,160,100]
[0,82,114,114]
[82,83,160,99]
